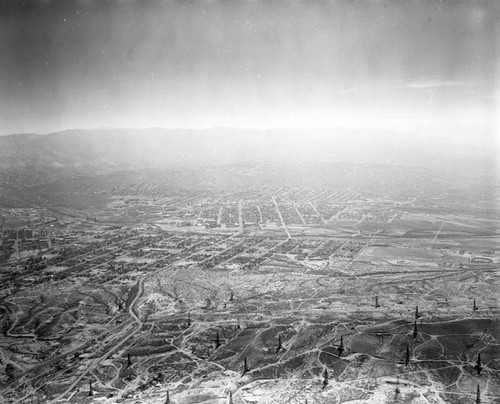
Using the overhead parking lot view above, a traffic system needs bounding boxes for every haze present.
[0,0,498,138]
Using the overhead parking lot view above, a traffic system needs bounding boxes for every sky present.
[0,0,498,137]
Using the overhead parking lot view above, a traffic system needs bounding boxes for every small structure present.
[322,368,329,389]
[214,332,221,349]
[276,334,282,353]
[475,354,482,375]
[242,357,250,376]
[405,344,410,367]
[338,336,344,357]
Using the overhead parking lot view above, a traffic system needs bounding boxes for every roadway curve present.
[47,263,183,403]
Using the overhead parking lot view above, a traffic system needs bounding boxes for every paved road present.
[272,196,291,239]
[47,261,186,403]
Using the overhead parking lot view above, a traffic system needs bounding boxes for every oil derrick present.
[187,312,191,327]
[375,296,380,308]
[127,352,132,368]
[322,368,329,389]
[165,390,170,404]
[404,344,411,367]
[476,384,481,403]
[412,321,418,339]
[415,306,421,319]
[227,390,234,404]
[88,380,94,396]
[473,299,478,312]
[338,336,344,357]
[474,354,482,375]
[242,357,250,376]
[276,334,282,353]
[214,332,221,350]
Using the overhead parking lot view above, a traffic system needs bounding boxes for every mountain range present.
[0,128,495,173]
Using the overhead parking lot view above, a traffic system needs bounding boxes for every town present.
[1,175,499,403]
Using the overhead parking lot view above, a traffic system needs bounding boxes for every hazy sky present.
[0,0,498,136]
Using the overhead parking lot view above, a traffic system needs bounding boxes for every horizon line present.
[2,125,423,138]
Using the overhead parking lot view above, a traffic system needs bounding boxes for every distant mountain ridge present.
[0,127,494,173]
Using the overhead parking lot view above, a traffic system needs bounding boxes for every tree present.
[5,363,16,380]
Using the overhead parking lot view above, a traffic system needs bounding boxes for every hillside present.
[0,128,495,173]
